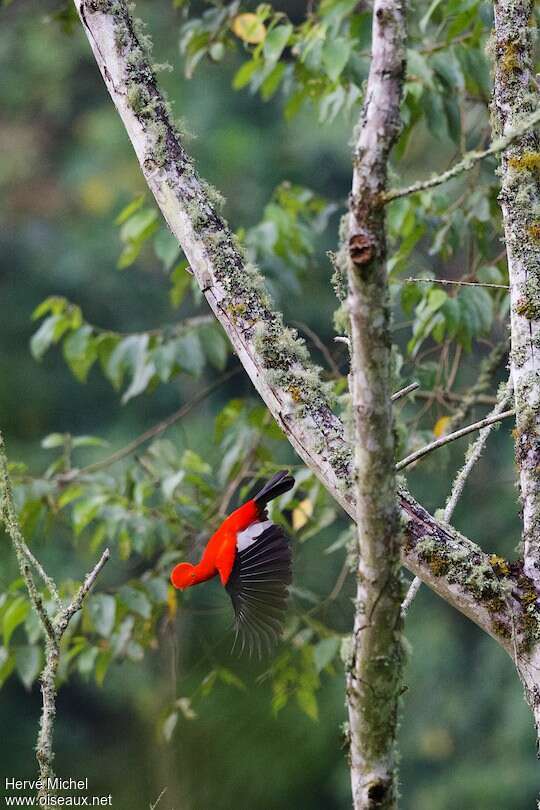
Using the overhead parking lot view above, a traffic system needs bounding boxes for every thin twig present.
[391,382,419,402]
[395,409,514,470]
[327,559,350,602]
[63,368,241,479]
[402,384,513,616]
[383,107,540,203]
[419,30,476,54]
[400,577,422,616]
[443,387,513,521]
[22,543,61,604]
[0,430,111,802]
[414,389,498,405]
[446,341,508,431]
[0,434,56,643]
[36,546,110,803]
[149,788,167,810]
[402,276,509,290]
[54,549,111,637]
[292,320,342,378]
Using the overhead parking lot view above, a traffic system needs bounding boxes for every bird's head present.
[171,562,197,590]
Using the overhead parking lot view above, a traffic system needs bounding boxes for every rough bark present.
[71,0,539,665]
[493,0,540,587]
[0,431,110,801]
[491,0,540,740]
[343,0,406,806]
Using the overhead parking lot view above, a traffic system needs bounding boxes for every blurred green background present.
[0,1,537,808]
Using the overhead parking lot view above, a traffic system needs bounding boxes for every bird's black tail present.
[253,470,294,510]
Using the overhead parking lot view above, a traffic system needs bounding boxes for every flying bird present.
[171,470,295,656]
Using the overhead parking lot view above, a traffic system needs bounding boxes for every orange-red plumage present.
[170,471,295,656]
[170,498,259,589]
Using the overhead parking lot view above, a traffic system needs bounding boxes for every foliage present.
[2,0,539,806]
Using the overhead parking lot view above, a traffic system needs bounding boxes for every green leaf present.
[95,650,112,686]
[263,24,292,65]
[119,586,152,619]
[407,50,433,86]
[261,62,286,101]
[72,435,109,448]
[15,645,42,690]
[313,637,340,673]
[198,324,228,371]
[169,263,191,309]
[106,335,155,401]
[58,484,84,509]
[162,470,185,500]
[88,594,116,637]
[419,0,444,32]
[232,59,260,90]
[63,326,97,383]
[457,286,493,350]
[72,496,106,536]
[296,686,318,721]
[3,598,30,647]
[32,296,68,321]
[41,433,66,449]
[120,208,158,242]
[117,208,159,269]
[77,646,98,677]
[0,647,15,687]
[218,668,246,690]
[322,37,351,82]
[154,229,180,271]
[175,332,205,377]
[30,315,62,360]
[115,194,145,225]
[209,41,225,62]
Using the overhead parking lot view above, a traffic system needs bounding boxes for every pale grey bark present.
[343,0,407,805]
[492,0,540,744]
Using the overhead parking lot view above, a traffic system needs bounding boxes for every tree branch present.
[63,367,241,479]
[402,276,510,290]
[72,0,527,655]
[0,431,110,802]
[395,409,514,470]
[383,107,540,203]
[341,0,407,804]
[491,0,540,739]
[402,384,514,616]
[492,0,540,592]
[391,382,419,402]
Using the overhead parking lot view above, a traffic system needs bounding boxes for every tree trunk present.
[343,0,407,806]
[492,0,540,744]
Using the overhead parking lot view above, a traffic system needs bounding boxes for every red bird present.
[171,471,295,655]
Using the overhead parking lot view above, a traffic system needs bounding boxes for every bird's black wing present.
[225,523,292,657]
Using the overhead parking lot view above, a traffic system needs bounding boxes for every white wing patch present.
[236,520,273,552]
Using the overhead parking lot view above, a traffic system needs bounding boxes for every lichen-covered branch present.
[491,0,540,742]
[445,340,508,431]
[395,408,514,471]
[340,1,406,805]
[492,0,540,588]
[443,385,513,520]
[0,431,110,802]
[383,107,540,203]
[402,383,513,616]
[71,0,536,654]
